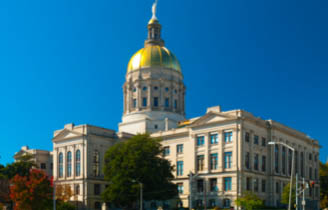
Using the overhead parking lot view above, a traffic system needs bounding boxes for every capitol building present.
[16,2,320,210]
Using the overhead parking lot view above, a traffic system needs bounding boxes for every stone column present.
[54,148,58,180]
[137,82,141,111]
[204,133,210,173]
[250,130,254,170]
[64,146,67,179]
[219,130,224,171]
[160,80,165,111]
[73,145,76,178]
[127,84,132,113]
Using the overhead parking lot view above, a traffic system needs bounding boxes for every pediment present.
[52,129,83,142]
[190,111,236,127]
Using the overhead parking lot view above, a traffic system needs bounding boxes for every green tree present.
[320,161,328,209]
[0,153,36,179]
[102,134,178,209]
[235,191,263,210]
[281,181,296,209]
[56,201,76,210]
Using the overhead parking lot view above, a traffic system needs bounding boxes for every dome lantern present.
[145,0,164,47]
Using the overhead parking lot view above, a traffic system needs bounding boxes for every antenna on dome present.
[151,0,158,20]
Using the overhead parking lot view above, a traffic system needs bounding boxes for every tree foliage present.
[56,201,76,210]
[281,181,296,209]
[320,161,328,209]
[10,169,52,210]
[102,134,178,209]
[0,178,10,204]
[235,191,263,210]
[0,154,36,179]
[56,184,74,202]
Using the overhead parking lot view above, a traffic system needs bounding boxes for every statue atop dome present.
[152,0,158,20]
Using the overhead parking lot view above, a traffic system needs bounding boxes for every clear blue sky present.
[0,0,327,164]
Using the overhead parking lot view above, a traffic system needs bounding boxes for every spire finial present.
[151,0,158,20]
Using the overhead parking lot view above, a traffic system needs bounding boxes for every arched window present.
[67,151,72,177]
[58,152,63,178]
[75,150,81,177]
[93,150,100,177]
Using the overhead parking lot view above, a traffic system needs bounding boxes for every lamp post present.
[268,141,294,210]
[132,180,143,210]
[53,180,56,210]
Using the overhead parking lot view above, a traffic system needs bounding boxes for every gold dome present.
[127,45,181,73]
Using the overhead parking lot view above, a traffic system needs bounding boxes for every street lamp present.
[132,180,143,210]
[268,141,295,210]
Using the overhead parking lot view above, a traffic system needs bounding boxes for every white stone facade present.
[52,123,121,210]
[14,145,53,177]
[151,106,320,209]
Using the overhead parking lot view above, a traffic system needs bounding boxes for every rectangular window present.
[261,137,266,146]
[224,131,233,143]
[262,179,266,192]
[254,178,259,192]
[177,161,183,176]
[288,149,292,175]
[224,177,232,191]
[165,98,169,108]
[300,152,304,177]
[295,150,298,174]
[174,99,177,109]
[196,136,205,146]
[245,152,250,169]
[177,144,183,154]
[177,183,184,194]
[75,184,80,195]
[254,135,259,144]
[163,146,170,156]
[309,167,312,179]
[246,177,252,191]
[275,145,279,173]
[197,155,205,171]
[210,178,218,192]
[196,199,203,207]
[142,97,147,107]
[153,97,159,107]
[209,199,216,208]
[210,133,218,144]
[210,153,218,170]
[41,163,46,169]
[254,154,259,170]
[262,155,266,172]
[276,181,280,194]
[133,98,137,108]
[197,179,204,192]
[245,132,250,142]
[282,146,286,174]
[94,184,101,195]
[224,152,232,169]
